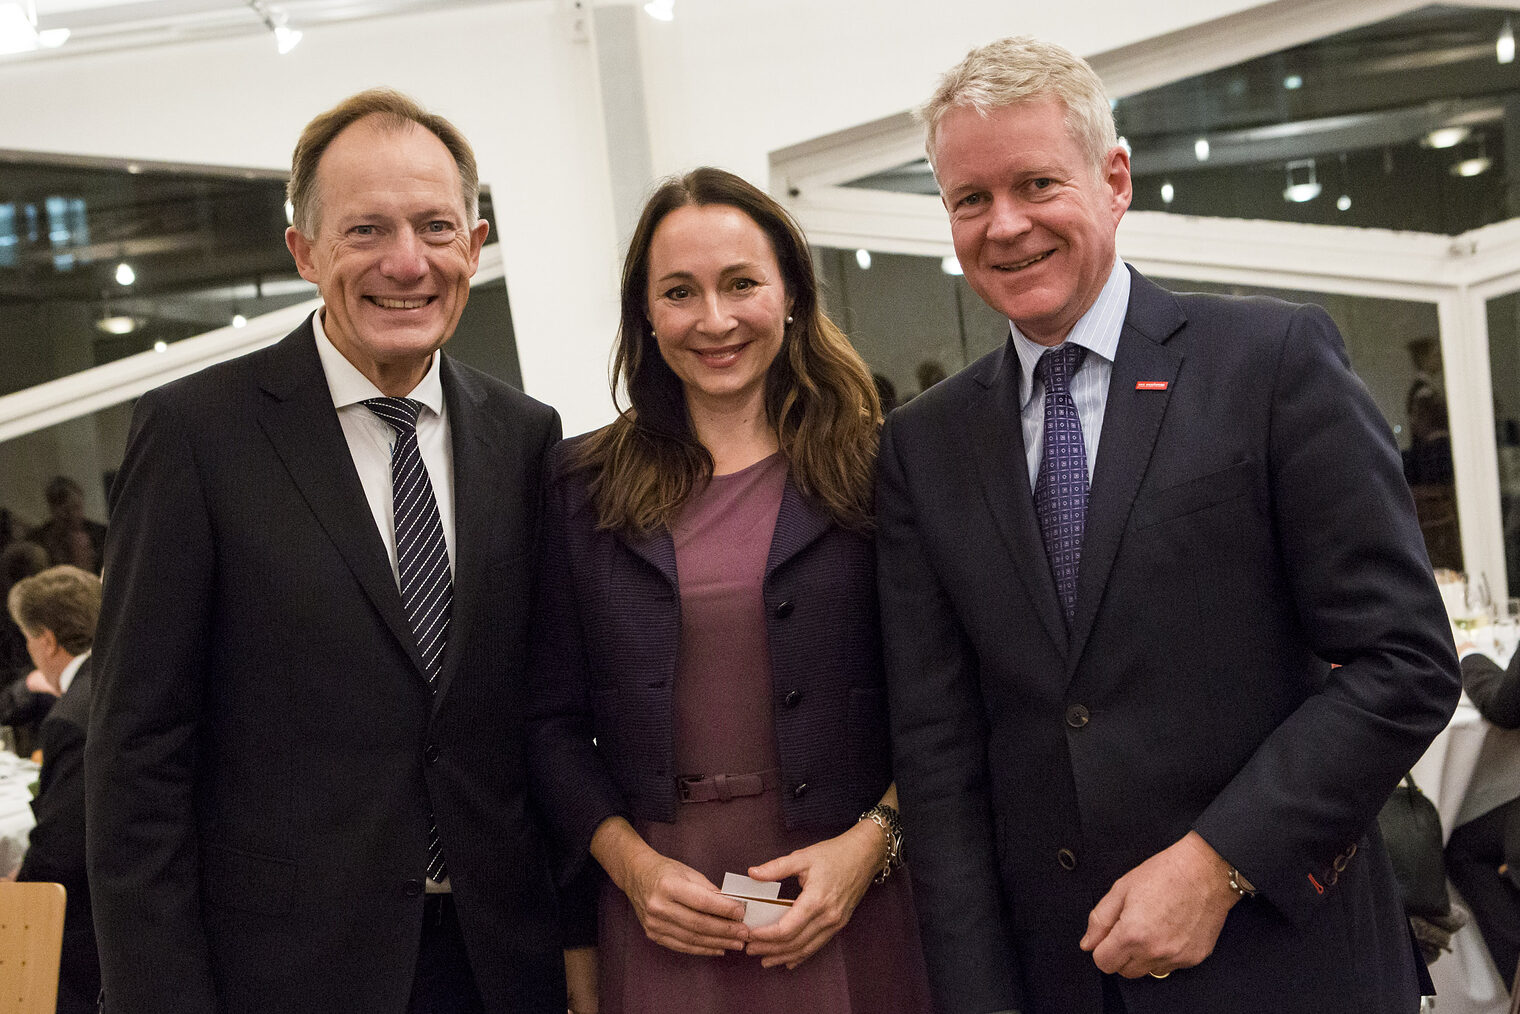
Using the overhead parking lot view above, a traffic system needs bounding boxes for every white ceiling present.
[18,0,521,59]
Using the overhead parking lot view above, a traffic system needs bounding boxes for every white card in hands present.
[720,872,792,928]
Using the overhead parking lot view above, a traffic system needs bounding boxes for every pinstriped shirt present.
[1011,258,1131,487]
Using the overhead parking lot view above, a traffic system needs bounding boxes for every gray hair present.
[918,35,1117,176]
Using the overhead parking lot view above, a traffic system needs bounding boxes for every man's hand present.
[564,945,598,1014]
[1079,831,1241,978]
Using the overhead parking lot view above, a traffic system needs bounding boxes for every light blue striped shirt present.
[1012,258,1131,487]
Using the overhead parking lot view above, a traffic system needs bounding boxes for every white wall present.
[0,0,623,435]
[0,0,1261,436]
[633,0,1267,183]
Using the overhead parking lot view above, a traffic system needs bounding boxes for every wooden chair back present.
[0,882,66,1014]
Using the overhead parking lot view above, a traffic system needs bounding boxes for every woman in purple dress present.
[528,168,930,1013]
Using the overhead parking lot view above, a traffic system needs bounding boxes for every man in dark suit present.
[87,89,574,1013]
[10,564,102,1014]
[876,36,1461,1014]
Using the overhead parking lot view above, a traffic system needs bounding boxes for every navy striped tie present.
[364,396,451,883]
[1033,344,1089,624]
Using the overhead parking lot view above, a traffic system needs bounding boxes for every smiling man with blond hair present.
[877,35,1460,1014]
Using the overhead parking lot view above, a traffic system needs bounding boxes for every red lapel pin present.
[1135,381,1168,391]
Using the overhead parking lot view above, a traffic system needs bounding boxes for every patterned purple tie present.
[1033,344,1089,623]
[364,396,451,883]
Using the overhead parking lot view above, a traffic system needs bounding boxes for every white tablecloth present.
[0,749,38,875]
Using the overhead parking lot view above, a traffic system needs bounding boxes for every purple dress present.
[598,452,931,1014]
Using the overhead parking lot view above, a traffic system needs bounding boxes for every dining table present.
[0,747,38,876]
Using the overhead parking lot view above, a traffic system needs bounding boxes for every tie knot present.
[364,397,423,434]
[1034,343,1086,395]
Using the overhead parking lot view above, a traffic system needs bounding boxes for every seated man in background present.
[8,564,102,1014]
[1447,642,1520,987]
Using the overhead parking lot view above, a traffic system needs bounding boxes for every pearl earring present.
[785,315,794,325]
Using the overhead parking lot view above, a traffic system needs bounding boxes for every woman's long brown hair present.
[574,167,881,535]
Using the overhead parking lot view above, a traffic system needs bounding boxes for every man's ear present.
[286,227,321,285]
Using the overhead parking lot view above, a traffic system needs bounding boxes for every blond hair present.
[918,35,1116,176]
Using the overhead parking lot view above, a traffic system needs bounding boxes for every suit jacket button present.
[784,690,802,708]
[775,600,795,619]
[424,744,441,764]
[792,782,809,799]
[402,878,424,897]
[1065,704,1090,728]
[1058,848,1078,871]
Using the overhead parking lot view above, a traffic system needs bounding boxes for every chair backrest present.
[0,882,65,1014]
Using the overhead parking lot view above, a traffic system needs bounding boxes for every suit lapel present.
[1068,272,1187,668]
[255,319,426,676]
[431,356,493,708]
[961,340,1068,653]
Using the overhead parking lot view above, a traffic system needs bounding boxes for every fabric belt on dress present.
[676,768,780,803]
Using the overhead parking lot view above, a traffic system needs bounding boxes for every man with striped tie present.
[87,90,576,1013]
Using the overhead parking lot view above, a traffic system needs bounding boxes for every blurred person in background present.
[26,477,106,573]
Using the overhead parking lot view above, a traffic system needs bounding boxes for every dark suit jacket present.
[86,316,567,1014]
[876,268,1460,1014]
[17,657,98,1014]
[526,440,892,862]
[1462,652,1520,729]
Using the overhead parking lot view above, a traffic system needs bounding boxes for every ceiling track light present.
[247,0,301,53]
[0,0,68,55]
[1282,158,1322,203]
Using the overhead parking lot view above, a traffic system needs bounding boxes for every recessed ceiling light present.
[1337,195,1352,212]
[1160,181,1175,205]
[153,340,169,353]
[1283,74,1303,90]
[95,315,139,335]
[940,255,963,277]
[1451,156,1493,178]
[232,314,248,328]
[115,262,136,286]
[1193,138,1210,162]
[1500,20,1515,64]
[1422,127,1471,150]
[855,249,872,270]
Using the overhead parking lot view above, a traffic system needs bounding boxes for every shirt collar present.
[59,650,88,696]
[1012,257,1130,408]
[311,307,445,417]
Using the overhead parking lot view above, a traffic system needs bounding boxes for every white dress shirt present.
[311,309,457,584]
[58,650,89,696]
[1012,257,1131,487]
